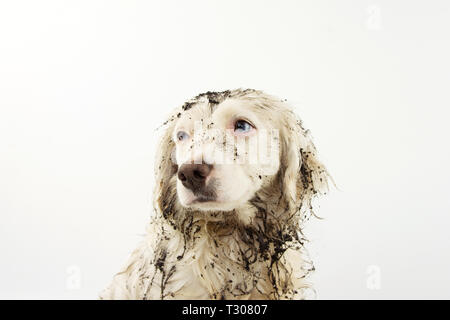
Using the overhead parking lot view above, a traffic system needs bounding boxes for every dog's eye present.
[176,131,189,141]
[234,120,254,134]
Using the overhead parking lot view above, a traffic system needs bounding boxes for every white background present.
[0,0,449,299]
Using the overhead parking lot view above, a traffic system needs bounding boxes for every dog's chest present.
[147,228,271,300]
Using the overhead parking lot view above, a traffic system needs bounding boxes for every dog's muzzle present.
[177,163,213,194]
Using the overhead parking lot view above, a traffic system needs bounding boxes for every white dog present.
[100,89,331,300]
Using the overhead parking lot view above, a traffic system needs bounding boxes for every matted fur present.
[100,89,331,300]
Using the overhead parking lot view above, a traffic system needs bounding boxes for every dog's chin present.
[179,196,238,212]
[177,188,245,212]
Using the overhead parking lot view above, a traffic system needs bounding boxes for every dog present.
[100,89,331,300]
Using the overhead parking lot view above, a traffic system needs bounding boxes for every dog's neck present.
[153,174,312,299]
[160,171,306,257]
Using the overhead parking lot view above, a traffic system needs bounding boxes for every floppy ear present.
[280,111,331,222]
[153,120,178,219]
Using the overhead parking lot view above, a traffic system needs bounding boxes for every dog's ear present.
[279,111,331,221]
[153,119,178,218]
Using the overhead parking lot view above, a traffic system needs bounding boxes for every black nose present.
[178,163,212,192]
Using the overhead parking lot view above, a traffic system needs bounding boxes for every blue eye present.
[177,131,189,141]
[234,120,253,133]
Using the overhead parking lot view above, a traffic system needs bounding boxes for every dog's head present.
[154,89,330,225]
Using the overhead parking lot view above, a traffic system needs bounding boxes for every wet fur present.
[100,89,331,300]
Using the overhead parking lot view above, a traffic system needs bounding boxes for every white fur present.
[100,89,331,300]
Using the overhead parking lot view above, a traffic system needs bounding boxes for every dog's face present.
[173,98,280,212]
[154,89,330,224]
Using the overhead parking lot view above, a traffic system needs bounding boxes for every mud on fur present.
[100,89,332,300]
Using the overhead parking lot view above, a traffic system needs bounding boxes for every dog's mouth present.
[183,195,219,209]
[176,174,221,207]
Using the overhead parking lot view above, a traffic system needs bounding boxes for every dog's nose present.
[178,163,212,192]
